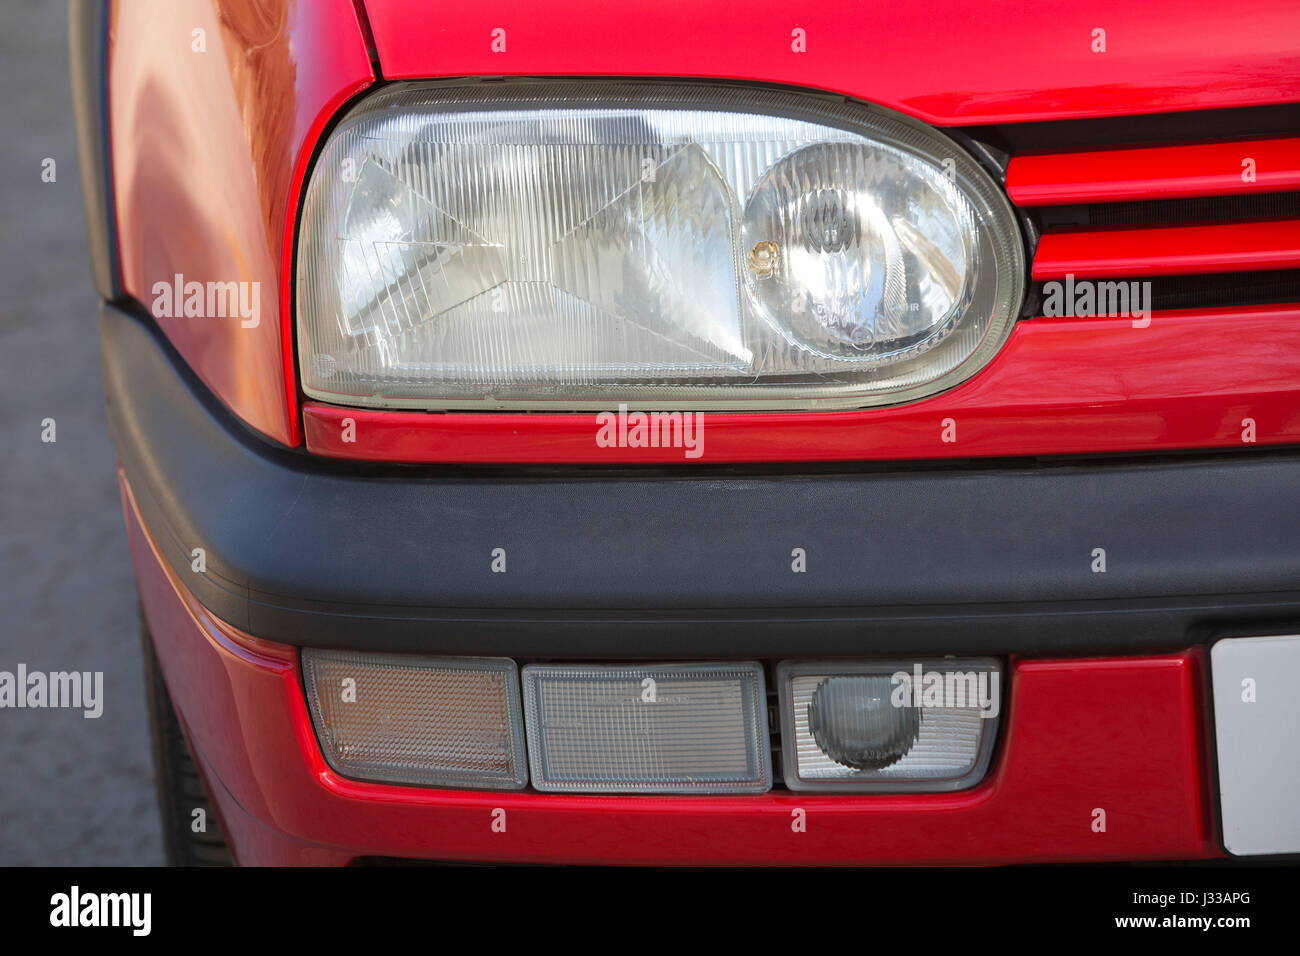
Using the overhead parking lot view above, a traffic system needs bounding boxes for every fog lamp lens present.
[301,650,527,790]
[809,676,921,770]
[779,659,1000,792]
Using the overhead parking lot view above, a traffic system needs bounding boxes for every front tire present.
[141,607,234,866]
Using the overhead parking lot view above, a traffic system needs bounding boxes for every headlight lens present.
[297,82,1024,410]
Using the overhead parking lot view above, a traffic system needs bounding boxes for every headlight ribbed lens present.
[743,142,973,359]
[297,81,1024,410]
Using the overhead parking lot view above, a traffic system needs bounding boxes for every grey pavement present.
[0,1,164,865]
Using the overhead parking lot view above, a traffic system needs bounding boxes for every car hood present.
[359,0,1300,125]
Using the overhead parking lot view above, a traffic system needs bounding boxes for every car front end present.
[76,0,1300,865]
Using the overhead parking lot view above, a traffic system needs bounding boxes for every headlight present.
[297,81,1024,410]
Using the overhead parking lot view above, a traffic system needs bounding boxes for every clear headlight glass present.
[297,81,1024,410]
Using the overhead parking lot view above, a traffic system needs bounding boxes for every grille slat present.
[1006,135,1300,206]
[999,128,1300,317]
[1032,219,1300,280]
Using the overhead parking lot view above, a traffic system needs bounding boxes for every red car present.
[73,0,1300,865]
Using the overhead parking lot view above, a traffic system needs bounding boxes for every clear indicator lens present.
[301,650,527,790]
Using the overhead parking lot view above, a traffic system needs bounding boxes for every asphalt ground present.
[0,0,163,865]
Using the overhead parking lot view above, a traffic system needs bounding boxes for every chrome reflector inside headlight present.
[297,81,1024,410]
[778,659,1001,792]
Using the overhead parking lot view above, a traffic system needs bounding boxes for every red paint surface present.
[108,1,1300,460]
[109,0,374,445]
[124,471,1218,864]
[1008,137,1300,206]
[1034,220,1300,279]
[362,0,1300,125]
[302,305,1300,464]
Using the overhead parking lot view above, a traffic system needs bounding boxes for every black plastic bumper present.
[102,301,1300,658]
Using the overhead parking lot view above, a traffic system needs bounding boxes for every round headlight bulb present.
[808,675,921,770]
[743,141,973,360]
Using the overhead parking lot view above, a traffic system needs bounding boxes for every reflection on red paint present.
[362,0,1300,125]
[110,0,373,445]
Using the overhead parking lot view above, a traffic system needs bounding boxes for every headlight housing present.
[297,81,1024,410]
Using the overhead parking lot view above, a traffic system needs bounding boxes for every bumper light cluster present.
[302,651,1001,794]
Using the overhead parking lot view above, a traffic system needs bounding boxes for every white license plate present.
[1211,634,1300,855]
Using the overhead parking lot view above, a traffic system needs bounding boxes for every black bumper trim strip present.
[101,301,1300,658]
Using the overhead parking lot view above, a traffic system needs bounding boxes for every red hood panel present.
[361,0,1300,125]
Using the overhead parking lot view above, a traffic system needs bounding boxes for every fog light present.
[522,663,771,793]
[809,676,921,770]
[301,650,527,790]
[779,659,1000,792]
